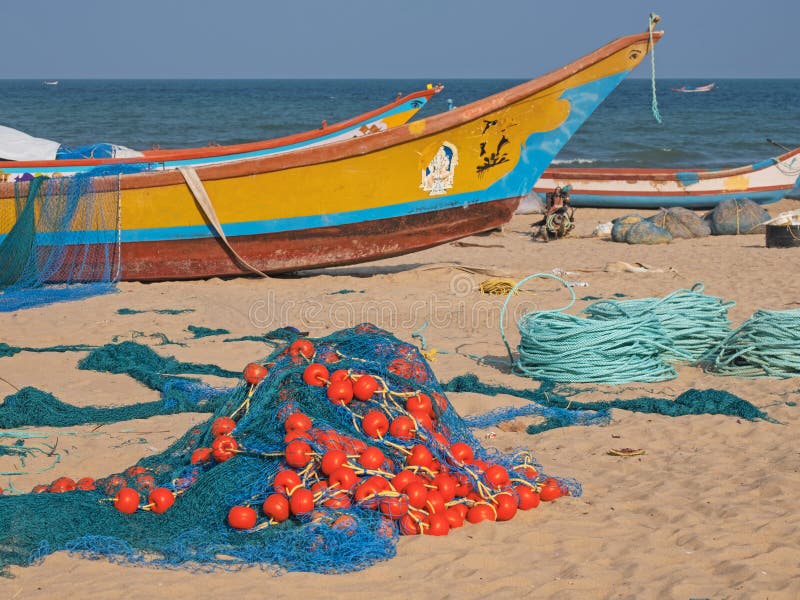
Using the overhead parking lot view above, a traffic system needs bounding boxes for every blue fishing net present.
[0,325,569,575]
[0,167,141,312]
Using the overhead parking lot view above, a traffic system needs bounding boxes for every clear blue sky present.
[3,1,798,79]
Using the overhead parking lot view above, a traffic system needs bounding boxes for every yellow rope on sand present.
[420,349,439,362]
[479,277,519,296]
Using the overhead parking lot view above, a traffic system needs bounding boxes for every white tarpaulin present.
[0,124,144,161]
[0,124,61,161]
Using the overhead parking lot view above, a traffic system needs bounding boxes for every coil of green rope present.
[703,309,800,378]
[582,283,734,365]
[500,274,677,384]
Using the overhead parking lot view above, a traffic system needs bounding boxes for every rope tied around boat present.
[500,274,677,384]
[648,13,663,124]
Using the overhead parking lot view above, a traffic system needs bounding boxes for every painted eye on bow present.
[628,49,643,61]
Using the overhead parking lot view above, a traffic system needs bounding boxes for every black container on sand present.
[765,224,800,248]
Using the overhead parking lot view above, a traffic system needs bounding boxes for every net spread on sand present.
[0,325,576,575]
[0,324,774,576]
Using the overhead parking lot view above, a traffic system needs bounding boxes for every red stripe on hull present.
[119,198,519,281]
[532,184,792,197]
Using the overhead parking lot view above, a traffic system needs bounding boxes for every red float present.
[399,513,421,535]
[408,410,434,432]
[352,375,379,400]
[361,410,390,438]
[114,487,141,514]
[284,412,312,433]
[75,477,96,491]
[289,488,315,515]
[302,363,329,386]
[407,444,434,469]
[539,478,563,502]
[445,506,465,529]
[431,473,457,502]
[466,503,496,524]
[516,485,541,510]
[449,442,474,464]
[148,488,175,514]
[493,492,518,521]
[273,469,303,495]
[424,513,450,536]
[391,469,418,493]
[424,490,446,515]
[191,447,213,464]
[263,493,290,522]
[388,415,415,439]
[320,449,348,476]
[211,435,238,462]
[484,465,510,488]
[48,477,76,493]
[227,505,257,529]
[329,369,351,383]
[357,446,385,470]
[242,362,268,385]
[326,379,354,405]
[285,440,313,468]
[404,481,428,509]
[322,490,352,509]
[288,339,315,359]
[379,495,409,520]
[211,416,237,437]
[406,393,434,417]
[328,466,358,492]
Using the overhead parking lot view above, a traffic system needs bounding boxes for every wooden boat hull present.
[535,147,800,209]
[0,28,662,281]
[120,197,518,279]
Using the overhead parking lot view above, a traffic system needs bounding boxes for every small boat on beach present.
[672,82,715,93]
[0,85,442,179]
[0,26,663,282]
[534,147,800,209]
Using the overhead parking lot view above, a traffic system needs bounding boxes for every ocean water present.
[1,78,799,170]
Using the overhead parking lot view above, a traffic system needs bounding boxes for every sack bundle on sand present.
[624,220,673,245]
[611,214,672,244]
[706,198,771,235]
[611,214,645,242]
[648,207,710,239]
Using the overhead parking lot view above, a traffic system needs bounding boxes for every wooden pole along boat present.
[0,27,663,281]
[534,147,800,209]
[0,86,442,180]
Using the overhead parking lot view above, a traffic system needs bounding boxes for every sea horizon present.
[2,78,799,172]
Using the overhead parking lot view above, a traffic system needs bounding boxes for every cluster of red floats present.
[216,338,567,537]
[31,334,566,537]
[28,465,177,516]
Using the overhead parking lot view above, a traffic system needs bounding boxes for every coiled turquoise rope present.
[500,274,677,384]
[704,309,800,378]
[582,283,734,364]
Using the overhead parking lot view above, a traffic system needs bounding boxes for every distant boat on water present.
[42,80,59,86]
[672,82,715,93]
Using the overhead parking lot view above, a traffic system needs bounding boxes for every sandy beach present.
[1,199,799,599]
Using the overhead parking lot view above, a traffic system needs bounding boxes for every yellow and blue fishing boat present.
[0,26,662,281]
